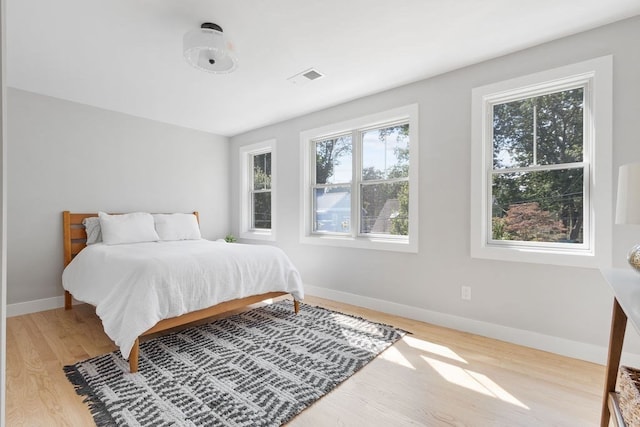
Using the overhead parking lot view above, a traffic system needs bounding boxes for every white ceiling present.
[7,0,640,137]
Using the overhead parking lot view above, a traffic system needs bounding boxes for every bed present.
[62,211,304,373]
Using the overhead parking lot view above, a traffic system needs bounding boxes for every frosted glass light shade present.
[183,23,237,74]
[616,162,640,225]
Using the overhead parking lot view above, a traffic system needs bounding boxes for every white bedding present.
[62,239,304,359]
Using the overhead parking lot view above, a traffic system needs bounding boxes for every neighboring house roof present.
[316,191,400,233]
[370,199,400,233]
[315,191,350,213]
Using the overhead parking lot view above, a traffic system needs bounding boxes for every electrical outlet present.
[461,285,471,301]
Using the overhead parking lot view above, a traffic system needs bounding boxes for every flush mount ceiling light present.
[183,22,237,74]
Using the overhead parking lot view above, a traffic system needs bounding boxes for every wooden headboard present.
[62,211,200,267]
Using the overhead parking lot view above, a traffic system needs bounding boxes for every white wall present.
[229,16,640,363]
[7,89,230,307]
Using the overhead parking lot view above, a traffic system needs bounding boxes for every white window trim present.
[239,139,276,241]
[300,104,419,253]
[470,56,612,268]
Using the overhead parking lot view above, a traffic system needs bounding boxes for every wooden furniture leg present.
[129,338,140,374]
[601,298,627,427]
[64,291,72,310]
[294,299,300,314]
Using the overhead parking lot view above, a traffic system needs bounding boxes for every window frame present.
[310,132,353,235]
[239,139,276,241]
[358,122,411,239]
[300,104,419,253]
[471,56,612,268]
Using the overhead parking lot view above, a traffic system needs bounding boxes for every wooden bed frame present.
[62,211,299,373]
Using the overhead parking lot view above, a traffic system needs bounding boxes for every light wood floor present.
[6,295,606,426]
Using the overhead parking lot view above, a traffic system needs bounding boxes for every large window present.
[471,57,612,267]
[301,105,418,252]
[239,140,275,240]
[491,87,586,247]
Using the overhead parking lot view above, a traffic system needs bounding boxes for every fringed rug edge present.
[63,364,117,427]
[276,302,409,425]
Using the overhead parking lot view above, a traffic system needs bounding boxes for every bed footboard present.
[127,293,300,373]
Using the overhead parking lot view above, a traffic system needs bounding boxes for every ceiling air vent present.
[287,68,325,86]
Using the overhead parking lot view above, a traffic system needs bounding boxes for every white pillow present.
[153,213,201,241]
[82,217,102,245]
[98,212,159,245]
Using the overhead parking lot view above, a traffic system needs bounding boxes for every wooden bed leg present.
[294,299,300,314]
[129,338,139,373]
[64,291,72,310]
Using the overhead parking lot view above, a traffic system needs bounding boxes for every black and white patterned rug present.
[64,300,405,426]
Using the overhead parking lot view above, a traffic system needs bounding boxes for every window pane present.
[252,192,271,229]
[535,89,583,165]
[360,181,408,235]
[314,186,351,233]
[493,99,533,168]
[362,124,409,180]
[493,88,583,169]
[315,135,352,184]
[253,152,271,190]
[491,168,584,243]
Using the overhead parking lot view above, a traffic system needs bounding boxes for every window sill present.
[239,230,275,242]
[471,244,609,268]
[300,234,417,253]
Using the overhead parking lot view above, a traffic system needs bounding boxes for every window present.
[240,140,275,240]
[301,105,418,252]
[471,56,612,267]
[492,88,586,246]
[251,152,272,230]
[312,134,352,233]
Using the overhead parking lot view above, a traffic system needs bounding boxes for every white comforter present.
[62,240,304,359]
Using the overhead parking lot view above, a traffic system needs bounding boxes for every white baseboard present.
[304,284,640,366]
[10,287,640,366]
[6,296,65,317]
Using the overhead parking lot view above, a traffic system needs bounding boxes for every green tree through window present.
[362,124,409,236]
[491,88,584,243]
